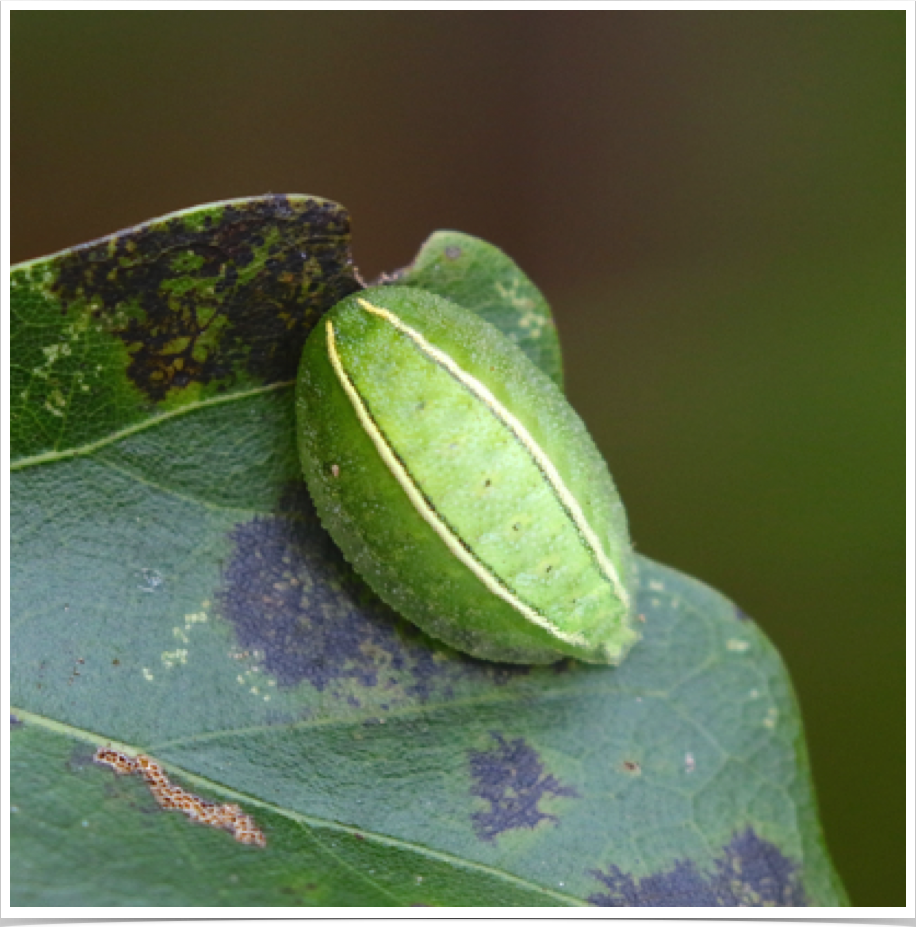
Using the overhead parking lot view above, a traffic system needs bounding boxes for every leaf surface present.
[10,201,846,907]
[388,229,564,388]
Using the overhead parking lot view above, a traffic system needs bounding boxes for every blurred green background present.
[11,11,904,906]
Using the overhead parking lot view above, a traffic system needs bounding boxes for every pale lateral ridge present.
[325,320,586,648]
[355,298,630,611]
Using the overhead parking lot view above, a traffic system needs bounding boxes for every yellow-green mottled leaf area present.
[11,194,360,464]
[11,202,848,906]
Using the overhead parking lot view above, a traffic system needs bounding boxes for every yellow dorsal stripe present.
[356,298,630,611]
[325,320,587,648]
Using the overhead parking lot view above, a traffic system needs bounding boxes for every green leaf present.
[388,230,564,389]
[11,201,847,907]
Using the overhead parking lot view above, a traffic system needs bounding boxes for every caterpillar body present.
[295,287,638,665]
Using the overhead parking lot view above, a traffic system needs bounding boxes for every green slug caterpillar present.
[295,286,638,665]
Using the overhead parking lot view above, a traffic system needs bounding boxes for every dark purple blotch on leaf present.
[588,828,807,906]
[217,485,529,698]
[469,732,577,841]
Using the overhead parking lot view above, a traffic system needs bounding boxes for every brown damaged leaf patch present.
[95,747,266,847]
[51,195,360,403]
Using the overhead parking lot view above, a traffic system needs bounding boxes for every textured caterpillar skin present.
[296,287,638,664]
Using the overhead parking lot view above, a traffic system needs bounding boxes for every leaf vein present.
[10,380,295,471]
[11,706,582,906]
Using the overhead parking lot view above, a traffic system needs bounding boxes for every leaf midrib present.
[9,380,295,472]
[11,705,583,907]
